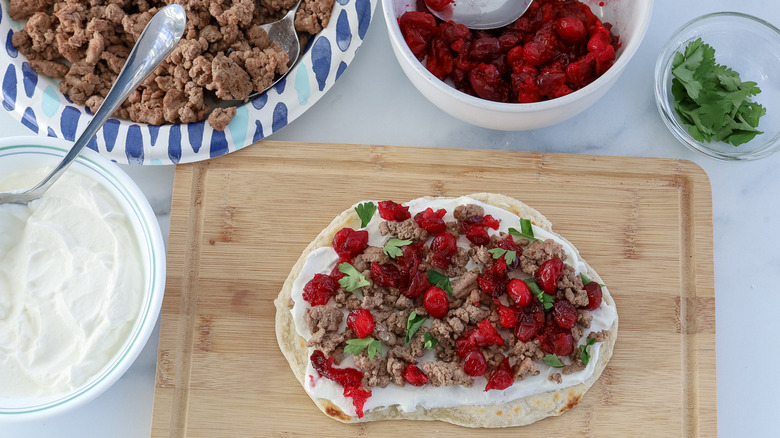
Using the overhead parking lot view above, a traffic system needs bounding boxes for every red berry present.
[370,262,400,288]
[424,0,452,12]
[473,319,505,347]
[583,281,603,310]
[332,228,369,260]
[302,274,337,306]
[423,286,450,318]
[477,276,496,296]
[514,310,541,342]
[414,208,447,234]
[378,200,411,221]
[506,279,532,307]
[431,232,457,270]
[347,309,375,338]
[485,357,514,391]
[555,17,587,43]
[552,299,577,329]
[541,330,574,357]
[403,269,430,298]
[522,41,550,66]
[310,350,364,388]
[403,364,430,386]
[456,335,477,358]
[497,305,518,329]
[463,221,491,245]
[329,257,350,281]
[463,349,487,376]
[535,258,564,295]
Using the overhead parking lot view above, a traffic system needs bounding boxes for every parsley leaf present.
[383,238,413,259]
[426,270,453,296]
[338,262,370,292]
[344,337,382,360]
[580,338,597,366]
[543,354,565,368]
[423,332,438,350]
[508,218,537,242]
[671,37,766,146]
[525,278,554,311]
[405,311,427,344]
[580,273,592,285]
[489,248,517,265]
[355,202,377,228]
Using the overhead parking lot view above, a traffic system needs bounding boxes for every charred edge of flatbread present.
[274,193,618,427]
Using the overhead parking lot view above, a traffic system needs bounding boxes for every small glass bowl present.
[654,12,780,161]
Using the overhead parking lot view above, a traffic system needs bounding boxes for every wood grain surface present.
[151,141,716,437]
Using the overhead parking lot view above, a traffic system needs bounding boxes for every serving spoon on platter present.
[426,0,535,30]
[0,4,186,206]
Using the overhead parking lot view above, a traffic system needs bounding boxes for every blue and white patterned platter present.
[0,0,376,164]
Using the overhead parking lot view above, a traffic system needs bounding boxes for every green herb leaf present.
[338,262,370,292]
[579,338,597,366]
[525,278,554,311]
[355,202,377,228]
[671,37,766,146]
[405,311,427,344]
[426,270,453,296]
[423,332,438,350]
[489,248,517,265]
[543,354,565,368]
[383,238,413,259]
[580,273,592,285]
[344,337,383,360]
[508,218,537,242]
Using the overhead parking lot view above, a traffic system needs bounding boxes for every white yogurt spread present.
[290,196,617,417]
[0,167,144,403]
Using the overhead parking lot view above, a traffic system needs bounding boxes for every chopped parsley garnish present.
[338,262,370,292]
[489,248,517,265]
[344,337,382,360]
[579,338,597,366]
[543,354,565,368]
[355,202,377,228]
[509,218,537,242]
[405,311,427,344]
[383,238,413,258]
[525,278,554,311]
[423,332,437,350]
[426,269,453,296]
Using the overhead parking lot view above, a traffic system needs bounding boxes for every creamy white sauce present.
[291,196,617,416]
[0,168,144,403]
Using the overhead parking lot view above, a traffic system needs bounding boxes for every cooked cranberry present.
[424,0,452,11]
[329,257,350,281]
[472,319,505,346]
[310,350,364,388]
[470,37,502,60]
[399,11,438,57]
[485,357,514,391]
[403,269,430,298]
[423,286,450,318]
[555,17,587,43]
[403,364,430,386]
[522,41,551,66]
[332,228,369,260]
[378,200,411,221]
[535,258,563,295]
[427,36,454,80]
[515,310,541,342]
[469,63,510,102]
[541,330,574,356]
[343,386,371,418]
[431,232,457,270]
[302,274,337,306]
[370,262,400,288]
[506,279,532,307]
[497,304,518,328]
[397,244,422,276]
[463,349,487,376]
[347,308,375,338]
[463,222,491,245]
[414,207,447,234]
[456,334,476,358]
[478,276,496,296]
[583,281,603,310]
[552,299,577,329]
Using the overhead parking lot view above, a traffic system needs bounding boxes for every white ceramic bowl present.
[382,0,653,130]
[0,137,165,421]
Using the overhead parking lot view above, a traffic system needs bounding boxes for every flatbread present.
[274,193,618,427]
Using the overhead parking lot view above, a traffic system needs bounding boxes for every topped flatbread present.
[275,193,617,427]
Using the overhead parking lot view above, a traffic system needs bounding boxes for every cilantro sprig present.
[509,218,538,242]
[525,278,554,311]
[355,202,376,228]
[338,262,370,292]
[579,338,596,366]
[423,332,437,350]
[426,270,453,296]
[671,37,766,146]
[489,248,517,265]
[344,337,382,360]
[580,273,605,288]
[543,354,565,368]
[405,311,427,343]
[383,238,413,258]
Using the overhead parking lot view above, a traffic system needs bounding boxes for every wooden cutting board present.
[151,141,716,437]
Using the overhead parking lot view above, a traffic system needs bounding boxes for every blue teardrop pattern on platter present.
[337,0,349,5]
[311,37,332,91]
[336,61,348,81]
[356,0,371,40]
[41,85,60,117]
[168,124,182,164]
[126,124,144,164]
[148,124,160,146]
[275,77,287,94]
[87,136,98,152]
[2,64,16,111]
[209,129,228,158]
[188,120,205,154]
[103,119,120,152]
[21,62,37,98]
[5,30,17,58]
[252,93,268,110]
[253,120,264,143]
[60,106,80,141]
[47,127,56,137]
[21,107,37,133]
[272,102,288,133]
[336,10,352,52]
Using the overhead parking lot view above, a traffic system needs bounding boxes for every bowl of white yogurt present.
[0,136,165,420]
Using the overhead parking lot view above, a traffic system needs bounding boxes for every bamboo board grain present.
[151,141,716,437]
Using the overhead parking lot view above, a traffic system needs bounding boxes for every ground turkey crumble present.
[9,0,335,130]
[299,201,609,411]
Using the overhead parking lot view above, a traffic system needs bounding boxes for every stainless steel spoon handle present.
[23,5,186,200]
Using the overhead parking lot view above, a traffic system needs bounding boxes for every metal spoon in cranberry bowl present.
[424,0,534,30]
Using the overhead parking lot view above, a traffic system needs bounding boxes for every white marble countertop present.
[6,0,779,435]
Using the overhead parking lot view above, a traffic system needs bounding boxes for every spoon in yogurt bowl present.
[0,4,186,206]
[425,0,535,30]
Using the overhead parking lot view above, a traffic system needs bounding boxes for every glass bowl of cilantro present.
[654,12,780,161]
